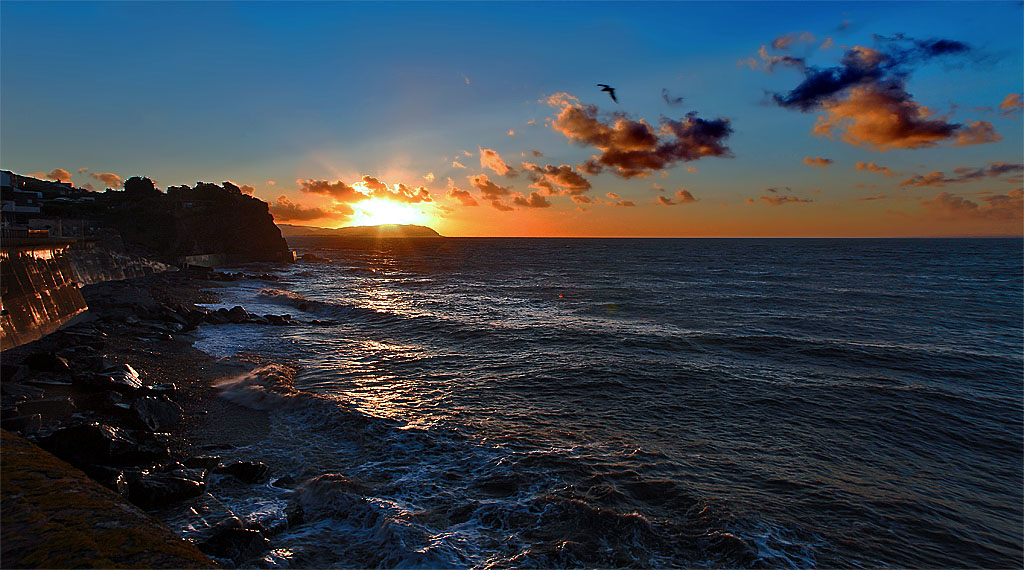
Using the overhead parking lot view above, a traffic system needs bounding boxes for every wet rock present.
[227,306,249,324]
[1,413,42,436]
[0,364,30,384]
[205,311,230,325]
[131,395,183,431]
[198,526,269,563]
[214,461,270,483]
[82,363,143,393]
[264,314,292,326]
[184,455,222,469]
[83,464,131,498]
[128,467,208,510]
[144,382,179,398]
[40,423,147,466]
[271,475,296,488]
[23,352,71,373]
[17,397,76,417]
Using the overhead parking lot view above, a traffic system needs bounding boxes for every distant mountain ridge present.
[277,223,442,238]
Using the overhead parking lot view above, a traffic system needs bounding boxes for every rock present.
[40,423,146,467]
[264,314,292,326]
[144,383,178,398]
[197,526,269,563]
[272,475,296,488]
[83,363,143,393]
[23,352,71,372]
[205,311,230,325]
[131,395,183,431]
[214,461,270,483]
[1,413,42,436]
[227,306,249,324]
[184,455,221,469]
[128,467,208,510]
[83,464,131,498]
[0,364,30,384]
[17,397,76,417]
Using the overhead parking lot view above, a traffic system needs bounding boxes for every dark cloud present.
[512,192,551,208]
[856,194,887,201]
[759,35,995,150]
[480,147,516,177]
[360,175,389,192]
[658,188,699,205]
[387,183,432,203]
[299,179,366,201]
[47,168,72,182]
[491,200,514,212]
[898,162,1024,187]
[920,189,1023,220]
[656,195,674,206]
[446,187,478,206]
[577,159,604,175]
[531,149,544,157]
[468,174,512,200]
[89,171,122,187]
[521,162,591,195]
[856,161,896,177]
[547,93,733,179]
[270,196,342,221]
[571,195,592,204]
[661,88,684,106]
[758,194,812,206]
[803,156,834,169]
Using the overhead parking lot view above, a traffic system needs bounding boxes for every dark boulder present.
[226,306,249,324]
[127,467,208,510]
[40,423,145,466]
[16,397,76,417]
[81,363,144,393]
[131,395,183,431]
[214,461,270,483]
[184,455,221,469]
[1,413,42,436]
[197,525,269,563]
[23,352,71,373]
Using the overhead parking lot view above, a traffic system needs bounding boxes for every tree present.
[124,176,160,198]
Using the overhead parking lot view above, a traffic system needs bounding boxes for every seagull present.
[597,84,618,103]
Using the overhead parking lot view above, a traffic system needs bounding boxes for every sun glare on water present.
[349,199,427,226]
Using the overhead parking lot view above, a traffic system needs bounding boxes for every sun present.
[348,198,427,227]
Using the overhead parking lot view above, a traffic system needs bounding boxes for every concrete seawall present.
[0,242,174,351]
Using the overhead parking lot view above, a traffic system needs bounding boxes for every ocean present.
[190,238,1022,568]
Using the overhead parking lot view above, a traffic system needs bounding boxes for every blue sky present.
[2,1,1021,236]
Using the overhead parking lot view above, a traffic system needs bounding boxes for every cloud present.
[299,179,366,201]
[224,181,256,195]
[898,162,1024,187]
[446,187,478,206]
[656,195,675,206]
[387,183,432,203]
[659,188,699,205]
[468,173,512,200]
[571,195,592,204]
[267,180,276,185]
[480,147,516,177]
[920,189,1023,220]
[760,35,995,150]
[661,88,683,106]
[526,119,537,126]
[512,192,551,208]
[772,31,816,50]
[508,129,515,136]
[999,93,1023,116]
[89,171,122,187]
[82,183,95,191]
[491,201,514,212]
[739,44,806,72]
[758,193,813,206]
[820,37,834,50]
[856,161,896,177]
[270,196,342,222]
[603,192,635,207]
[856,194,887,201]
[521,162,591,195]
[462,73,470,85]
[546,92,733,178]
[803,156,834,169]
[452,160,467,169]
[462,150,473,157]
[530,149,544,157]
[424,172,435,182]
[77,167,90,174]
[47,168,72,182]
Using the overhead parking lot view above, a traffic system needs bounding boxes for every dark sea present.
[190,238,1023,569]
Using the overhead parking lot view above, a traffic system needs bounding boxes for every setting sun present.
[348,198,428,227]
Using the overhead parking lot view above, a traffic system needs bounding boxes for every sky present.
[1,1,1021,237]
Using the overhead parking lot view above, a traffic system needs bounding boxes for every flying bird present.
[597,84,618,103]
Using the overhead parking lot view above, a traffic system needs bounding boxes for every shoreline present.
[1,268,296,567]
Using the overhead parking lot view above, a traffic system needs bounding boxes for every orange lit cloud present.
[452,160,467,169]
[603,192,635,207]
[920,189,1023,220]
[508,129,515,136]
[856,161,896,177]
[90,171,122,187]
[772,31,816,50]
[521,162,591,195]
[468,173,512,200]
[300,179,365,201]
[512,192,551,208]
[546,92,733,178]
[954,120,1002,147]
[423,172,435,182]
[480,147,516,177]
[1000,93,1023,116]
[267,180,276,186]
[47,168,72,182]
[491,201,514,212]
[77,167,89,174]
[856,194,887,201]
[300,176,431,204]
[803,156,834,169]
[447,187,478,206]
[571,195,592,204]
[899,162,1023,187]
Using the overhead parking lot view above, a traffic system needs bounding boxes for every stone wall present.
[0,246,88,351]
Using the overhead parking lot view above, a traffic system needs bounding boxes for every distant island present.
[276,223,442,238]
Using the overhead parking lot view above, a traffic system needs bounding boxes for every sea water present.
[192,238,1023,568]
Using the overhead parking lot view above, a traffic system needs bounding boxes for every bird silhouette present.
[597,84,618,103]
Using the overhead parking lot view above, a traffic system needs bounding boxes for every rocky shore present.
[1,268,303,568]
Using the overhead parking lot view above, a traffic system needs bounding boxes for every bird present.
[597,84,618,103]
